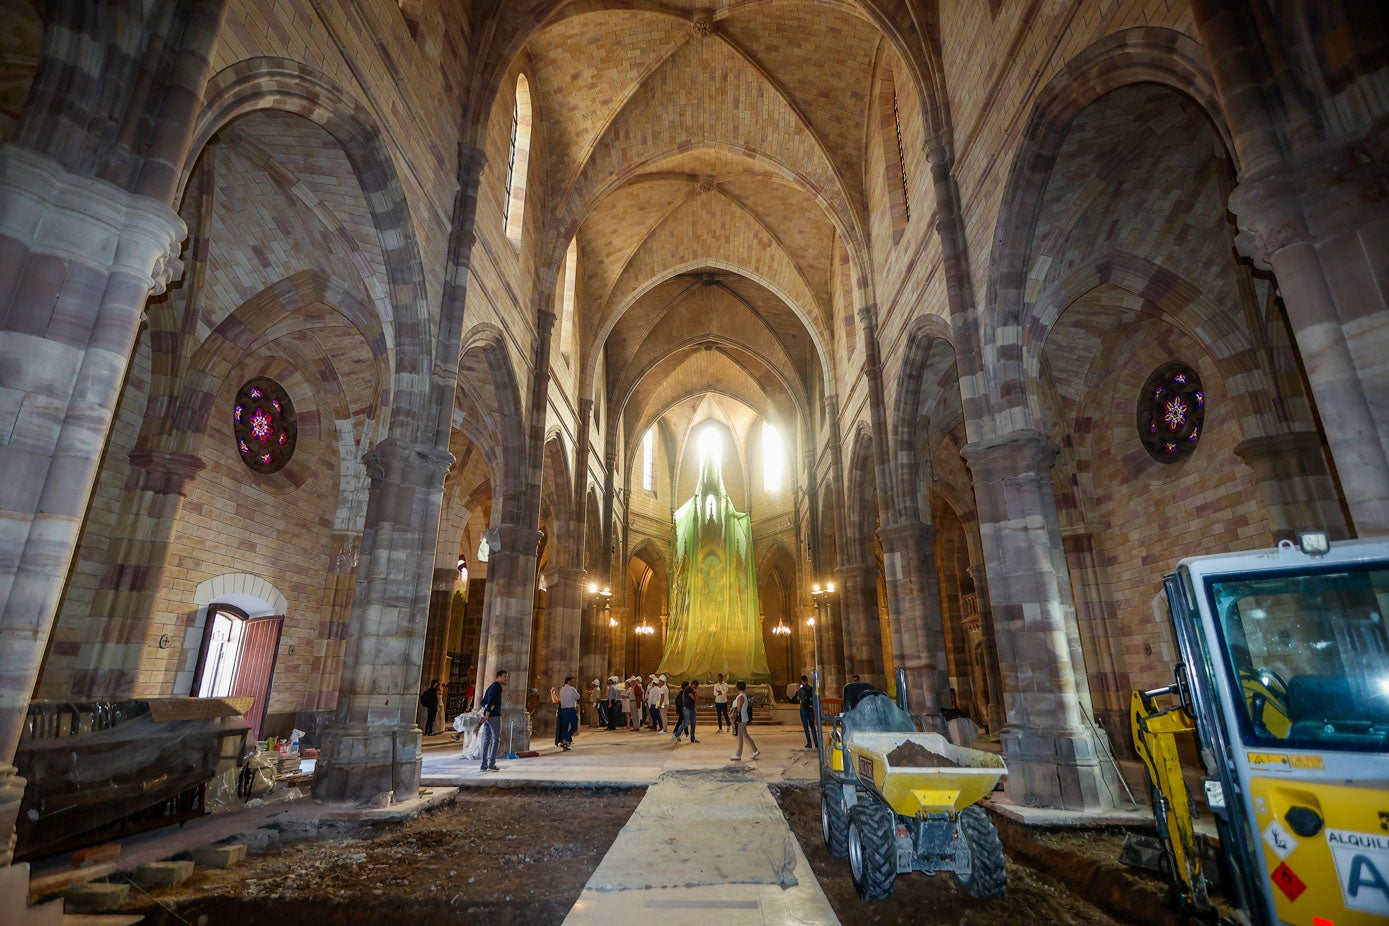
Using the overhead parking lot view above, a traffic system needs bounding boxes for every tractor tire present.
[821,779,849,858]
[848,801,898,901]
[954,804,1007,898]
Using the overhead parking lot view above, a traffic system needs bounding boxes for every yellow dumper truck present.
[817,683,1008,900]
[1132,534,1389,925]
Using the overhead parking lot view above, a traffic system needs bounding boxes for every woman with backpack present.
[729,681,759,761]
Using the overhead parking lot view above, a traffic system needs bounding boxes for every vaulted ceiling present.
[519,1,890,461]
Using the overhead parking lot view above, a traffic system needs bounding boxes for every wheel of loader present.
[848,800,897,901]
[953,804,1007,898]
[821,779,849,858]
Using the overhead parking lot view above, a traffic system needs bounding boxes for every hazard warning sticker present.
[1271,861,1307,902]
[1262,819,1298,860]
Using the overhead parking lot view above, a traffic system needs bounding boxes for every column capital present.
[487,523,544,557]
[125,449,205,495]
[856,303,880,329]
[1233,430,1324,468]
[362,438,454,484]
[877,519,937,553]
[0,144,186,294]
[1229,138,1389,269]
[960,429,1059,480]
[457,145,488,184]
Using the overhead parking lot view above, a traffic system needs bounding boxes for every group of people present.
[468,666,827,772]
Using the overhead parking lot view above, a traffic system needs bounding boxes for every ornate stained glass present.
[1137,362,1204,463]
[233,377,296,474]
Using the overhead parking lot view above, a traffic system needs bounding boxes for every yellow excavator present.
[1131,533,1389,925]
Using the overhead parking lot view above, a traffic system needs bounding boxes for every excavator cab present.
[1135,535,1389,925]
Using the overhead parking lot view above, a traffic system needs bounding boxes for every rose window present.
[1137,362,1204,463]
[233,378,296,474]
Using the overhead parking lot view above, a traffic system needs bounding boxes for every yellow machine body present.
[1136,537,1389,926]
[844,732,1005,817]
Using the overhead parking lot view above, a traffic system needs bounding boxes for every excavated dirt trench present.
[121,783,1181,926]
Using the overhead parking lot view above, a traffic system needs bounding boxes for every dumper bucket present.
[845,732,1005,817]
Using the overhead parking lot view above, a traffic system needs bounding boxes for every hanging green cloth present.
[657,455,770,682]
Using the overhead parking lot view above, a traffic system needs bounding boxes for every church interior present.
[0,0,1386,917]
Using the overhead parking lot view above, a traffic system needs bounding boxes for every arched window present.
[504,74,533,244]
[559,238,578,363]
[642,428,654,491]
[879,69,910,237]
[762,421,785,492]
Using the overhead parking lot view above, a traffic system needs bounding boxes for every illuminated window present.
[559,238,578,363]
[642,428,654,491]
[698,425,722,467]
[1137,362,1204,463]
[232,377,296,474]
[503,74,532,243]
[762,422,784,492]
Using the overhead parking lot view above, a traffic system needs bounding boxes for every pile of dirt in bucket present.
[885,739,960,768]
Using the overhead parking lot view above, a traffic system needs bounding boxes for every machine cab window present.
[1207,565,1389,752]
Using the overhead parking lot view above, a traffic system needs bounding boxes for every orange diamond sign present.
[1272,862,1307,902]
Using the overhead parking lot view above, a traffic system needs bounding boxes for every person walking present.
[606,676,622,730]
[796,675,820,749]
[477,668,508,772]
[556,676,580,750]
[590,678,605,728]
[729,681,760,761]
[670,681,691,740]
[674,680,700,742]
[419,679,441,736]
[628,676,644,729]
[712,673,731,733]
[648,676,668,732]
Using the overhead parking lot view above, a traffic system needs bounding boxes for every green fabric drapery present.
[657,454,770,682]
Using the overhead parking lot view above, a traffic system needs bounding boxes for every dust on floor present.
[127,786,645,926]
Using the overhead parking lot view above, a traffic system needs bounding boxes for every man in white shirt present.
[647,676,668,732]
[556,676,580,750]
[713,673,731,733]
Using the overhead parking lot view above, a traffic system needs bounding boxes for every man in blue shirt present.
[478,669,509,772]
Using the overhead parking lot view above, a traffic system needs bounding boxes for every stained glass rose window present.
[233,378,296,474]
[1137,362,1204,463]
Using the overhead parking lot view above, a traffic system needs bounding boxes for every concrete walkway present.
[422,724,840,924]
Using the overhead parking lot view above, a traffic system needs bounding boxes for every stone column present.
[877,520,949,730]
[311,533,360,713]
[1234,431,1351,542]
[420,567,460,697]
[541,567,585,688]
[312,438,453,804]
[967,563,1006,734]
[836,562,886,688]
[533,566,583,739]
[72,449,206,697]
[819,394,848,695]
[961,430,1109,811]
[0,145,185,864]
[1060,528,1130,757]
[474,524,543,752]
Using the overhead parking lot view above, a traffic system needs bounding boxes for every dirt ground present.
[772,784,1158,926]
[123,782,1184,926]
[128,787,645,926]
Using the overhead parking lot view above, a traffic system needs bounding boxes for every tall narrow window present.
[762,422,784,492]
[893,86,910,222]
[503,74,532,243]
[559,238,578,363]
[642,428,654,491]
